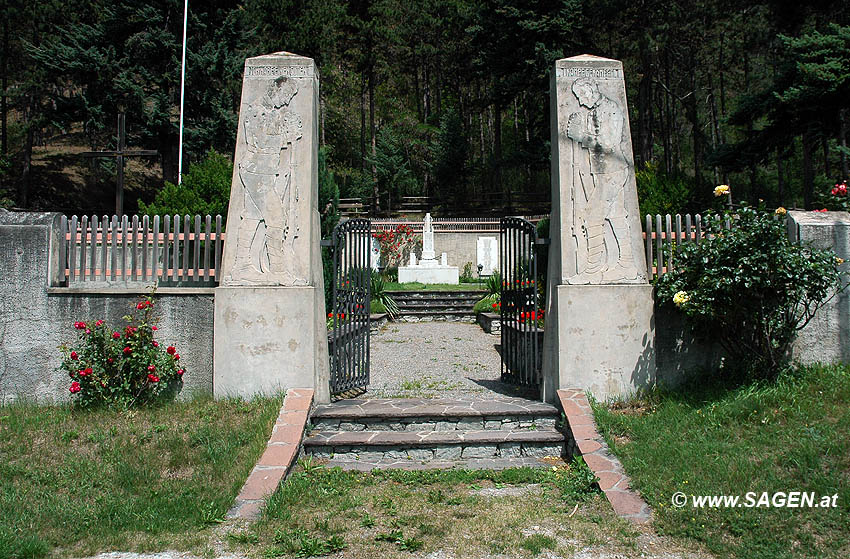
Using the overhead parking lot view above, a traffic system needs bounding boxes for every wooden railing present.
[59,215,225,285]
[642,213,732,280]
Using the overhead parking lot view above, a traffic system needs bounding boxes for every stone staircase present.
[387,290,485,322]
[302,397,566,470]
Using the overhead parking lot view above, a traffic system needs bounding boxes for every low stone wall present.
[476,312,500,335]
[0,210,214,403]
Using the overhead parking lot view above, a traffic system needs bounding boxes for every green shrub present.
[370,273,399,318]
[473,295,500,314]
[655,203,844,376]
[370,299,387,314]
[139,149,232,219]
[485,271,502,298]
[59,293,184,408]
[636,161,694,216]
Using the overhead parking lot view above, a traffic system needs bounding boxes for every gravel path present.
[366,321,537,400]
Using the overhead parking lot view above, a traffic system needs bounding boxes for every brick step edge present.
[227,388,314,521]
[557,389,652,524]
[303,428,565,447]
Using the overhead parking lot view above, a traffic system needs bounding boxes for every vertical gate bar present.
[674,214,683,272]
[695,214,702,245]
[152,215,160,283]
[110,216,118,280]
[366,222,372,387]
[59,215,68,284]
[685,214,693,246]
[89,215,98,281]
[533,223,539,381]
[348,224,354,389]
[120,215,128,280]
[141,215,149,281]
[665,214,673,274]
[359,221,366,387]
[79,215,88,281]
[499,219,504,380]
[129,215,138,281]
[332,227,339,393]
[522,225,528,384]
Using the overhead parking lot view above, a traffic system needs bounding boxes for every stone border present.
[227,388,314,520]
[476,312,501,335]
[557,389,651,523]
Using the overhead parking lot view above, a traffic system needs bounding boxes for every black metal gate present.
[500,217,542,386]
[328,218,372,396]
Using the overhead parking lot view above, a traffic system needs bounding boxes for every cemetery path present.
[365,320,537,400]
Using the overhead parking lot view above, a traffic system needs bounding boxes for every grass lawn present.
[384,282,486,291]
[0,395,282,559]
[593,364,850,559]
[222,461,696,559]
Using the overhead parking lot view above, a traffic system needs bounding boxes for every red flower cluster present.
[69,381,81,393]
[832,181,848,197]
[147,374,159,383]
[112,331,121,339]
[166,346,176,355]
[70,351,79,360]
[327,312,346,320]
[373,224,419,267]
[813,208,829,213]
[137,300,153,310]
[79,367,93,377]
[74,321,86,329]
[491,301,501,310]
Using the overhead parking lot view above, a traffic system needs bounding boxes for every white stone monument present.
[541,55,655,402]
[214,52,330,402]
[398,213,459,284]
[477,236,498,275]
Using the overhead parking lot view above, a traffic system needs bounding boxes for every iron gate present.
[328,218,372,396]
[500,217,542,386]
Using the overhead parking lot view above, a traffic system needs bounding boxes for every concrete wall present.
[408,231,498,277]
[0,210,214,404]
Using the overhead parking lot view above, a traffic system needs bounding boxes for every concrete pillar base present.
[214,286,329,401]
[542,284,656,402]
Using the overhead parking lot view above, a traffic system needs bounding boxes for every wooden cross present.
[81,113,158,215]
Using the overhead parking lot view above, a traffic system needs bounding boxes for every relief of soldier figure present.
[232,76,303,281]
[566,77,639,283]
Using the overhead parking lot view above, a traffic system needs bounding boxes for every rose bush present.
[656,200,844,377]
[59,294,185,408]
[373,224,419,268]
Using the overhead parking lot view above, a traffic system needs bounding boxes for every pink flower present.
[147,374,159,383]
[69,381,81,393]
[70,351,78,360]
[85,329,91,335]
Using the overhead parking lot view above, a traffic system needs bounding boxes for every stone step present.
[316,456,563,472]
[303,428,566,461]
[310,397,560,431]
[386,291,485,300]
[395,309,476,316]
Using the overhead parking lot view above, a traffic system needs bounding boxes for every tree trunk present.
[1,18,8,157]
[777,148,785,207]
[802,131,815,210]
[493,102,503,206]
[637,39,653,166]
[368,64,378,211]
[822,135,830,178]
[360,74,366,171]
[19,94,34,208]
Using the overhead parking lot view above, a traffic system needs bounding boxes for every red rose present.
[95,320,104,327]
[147,374,159,383]
[70,351,78,360]
[123,346,132,355]
[112,331,121,339]
[147,365,156,372]
[81,367,93,377]
[107,358,114,364]
[166,346,176,355]
[177,369,184,376]
[137,302,145,310]
[74,321,86,329]
[69,381,81,393]
[173,354,180,361]
[152,341,159,347]
[152,326,158,331]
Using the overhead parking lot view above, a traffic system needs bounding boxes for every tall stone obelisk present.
[541,55,656,401]
[214,52,330,402]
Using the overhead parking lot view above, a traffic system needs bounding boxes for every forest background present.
[2,0,849,218]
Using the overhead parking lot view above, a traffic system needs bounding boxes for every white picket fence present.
[60,214,225,284]
[57,212,722,285]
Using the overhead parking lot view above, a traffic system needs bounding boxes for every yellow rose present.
[775,207,787,216]
[714,184,730,197]
[836,257,845,265]
[673,291,690,307]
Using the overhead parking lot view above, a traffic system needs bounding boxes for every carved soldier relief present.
[555,58,647,284]
[228,76,304,284]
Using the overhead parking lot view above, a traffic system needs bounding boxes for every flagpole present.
[177,0,188,184]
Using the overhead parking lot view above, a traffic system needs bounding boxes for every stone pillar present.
[541,55,656,402]
[214,52,330,402]
[787,211,850,364]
